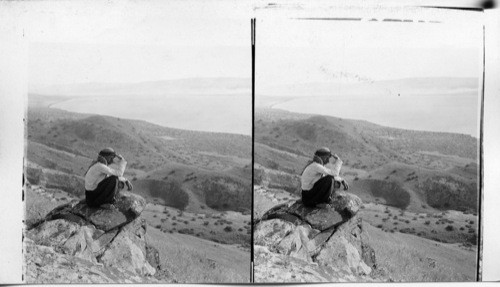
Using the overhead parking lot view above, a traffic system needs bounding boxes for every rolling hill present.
[255,108,479,214]
[26,104,252,213]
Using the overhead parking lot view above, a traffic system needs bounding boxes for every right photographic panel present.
[253,6,483,283]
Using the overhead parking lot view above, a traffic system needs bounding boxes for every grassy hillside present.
[28,106,251,172]
[255,108,479,214]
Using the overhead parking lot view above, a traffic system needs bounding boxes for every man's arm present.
[108,155,127,177]
[316,162,349,191]
[108,155,133,190]
[97,164,123,177]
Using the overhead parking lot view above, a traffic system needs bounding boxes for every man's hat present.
[99,147,116,157]
[314,147,332,157]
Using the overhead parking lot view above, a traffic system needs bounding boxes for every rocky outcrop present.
[254,193,381,283]
[25,191,160,283]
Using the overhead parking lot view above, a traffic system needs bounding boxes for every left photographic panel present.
[24,1,252,283]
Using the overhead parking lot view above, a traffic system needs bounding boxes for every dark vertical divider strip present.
[250,17,256,283]
[477,23,486,282]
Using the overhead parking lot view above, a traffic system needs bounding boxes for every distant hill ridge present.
[31,77,251,96]
[258,77,478,97]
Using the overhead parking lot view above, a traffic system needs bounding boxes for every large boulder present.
[330,191,363,218]
[254,195,380,283]
[99,218,156,276]
[43,191,146,231]
[24,238,160,284]
[287,201,344,231]
[25,192,158,283]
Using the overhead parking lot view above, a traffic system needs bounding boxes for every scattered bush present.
[445,225,454,231]
[424,221,431,225]
[223,226,233,232]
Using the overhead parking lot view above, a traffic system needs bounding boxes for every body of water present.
[52,94,251,135]
[272,92,479,137]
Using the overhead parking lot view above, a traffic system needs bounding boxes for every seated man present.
[84,147,132,208]
[300,147,348,207]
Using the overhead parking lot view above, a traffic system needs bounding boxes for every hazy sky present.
[257,10,483,90]
[27,0,252,89]
[29,43,250,89]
